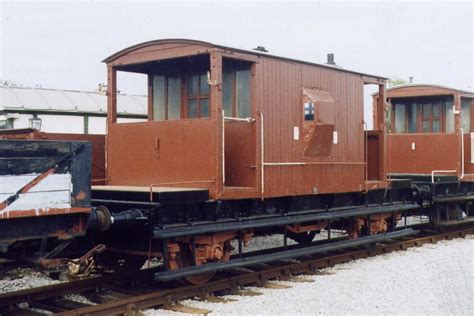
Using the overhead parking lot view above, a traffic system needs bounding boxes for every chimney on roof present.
[326,53,336,66]
[253,46,268,53]
[409,76,414,84]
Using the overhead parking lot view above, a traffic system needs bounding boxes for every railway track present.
[1,225,472,316]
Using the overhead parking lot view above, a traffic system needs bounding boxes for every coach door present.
[222,58,257,188]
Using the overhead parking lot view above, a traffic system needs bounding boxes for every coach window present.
[186,71,209,118]
[152,73,181,121]
[461,99,471,133]
[445,98,455,133]
[393,102,417,133]
[222,59,251,118]
[394,103,406,133]
[422,101,442,133]
[407,103,417,133]
[304,102,315,121]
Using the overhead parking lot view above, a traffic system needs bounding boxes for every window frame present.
[0,117,14,130]
[421,101,444,133]
[390,97,450,134]
[222,58,253,118]
[304,102,315,121]
[184,71,210,119]
[461,98,472,134]
[392,102,416,133]
[393,103,407,133]
[149,69,211,121]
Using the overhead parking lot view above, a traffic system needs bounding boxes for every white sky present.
[1,0,473,95]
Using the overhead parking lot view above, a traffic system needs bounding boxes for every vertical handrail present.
[260,112,265,199]
[364,122,368,185]
[458,128,474,180]
[222,110,225,186]
[460,128,464,178]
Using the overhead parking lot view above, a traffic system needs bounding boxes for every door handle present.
[154,137,160,159]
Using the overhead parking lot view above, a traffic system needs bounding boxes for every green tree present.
[388,77,407,87]
[0,80,19,87]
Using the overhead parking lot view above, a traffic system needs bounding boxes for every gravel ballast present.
[147,235,474,315]
[0,268,60,294]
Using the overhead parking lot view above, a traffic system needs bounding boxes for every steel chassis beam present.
[155,228,416,281]
[153,203,419,239]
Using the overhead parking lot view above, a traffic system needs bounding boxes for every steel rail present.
[2,226,471,315]
[0,221,431,309]
[0,267,159,308]
[56,226,474,316]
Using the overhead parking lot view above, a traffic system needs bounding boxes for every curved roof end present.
[102,38,216,63]
[373,83,474,98]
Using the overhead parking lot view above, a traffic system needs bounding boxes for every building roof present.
[103,38,387,80]
[0,86,147,116]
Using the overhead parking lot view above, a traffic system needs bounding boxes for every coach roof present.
[103,38,387,81]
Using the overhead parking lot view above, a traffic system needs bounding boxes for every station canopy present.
[0,86,147,116]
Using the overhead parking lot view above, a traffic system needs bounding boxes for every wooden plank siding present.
[378,84,474,181]
[104,39,383,200]
[255,56,368,197]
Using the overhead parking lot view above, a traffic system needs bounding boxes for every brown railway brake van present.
[374,84,474,181]
[103,39,389,200]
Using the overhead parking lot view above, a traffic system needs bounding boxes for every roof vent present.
[326,53,336,66]
[253,46,268,53]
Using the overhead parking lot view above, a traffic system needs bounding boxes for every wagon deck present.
[92,185,209,205]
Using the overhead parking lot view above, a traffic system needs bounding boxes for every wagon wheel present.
[287,230,317,244]
[174,241,231,285]
[177,247,216,285]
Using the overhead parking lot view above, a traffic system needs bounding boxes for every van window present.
[152,70,210,120]
[168,74,181,120]
[407,103,417,133]
[304,102,315,121]
[445,99,455,133]
[394,103,406,133]
[461,98,471,133]
[186,71,209,118]
[152,75,166,121]
[422,102,442,133]
[222,59,251,118]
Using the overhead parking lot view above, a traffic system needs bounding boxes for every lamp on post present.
[29,114,42,130]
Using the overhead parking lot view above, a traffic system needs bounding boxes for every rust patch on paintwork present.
[54,229,72,240]
[74,191,87,202]
[348,213,400,238]
[287,221,328,233]
[303,124,335,157]
[70,216,86,235]
[39,258,68,268]
[0,207,92,219]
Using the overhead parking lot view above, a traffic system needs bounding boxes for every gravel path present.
[147,235,474,315]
